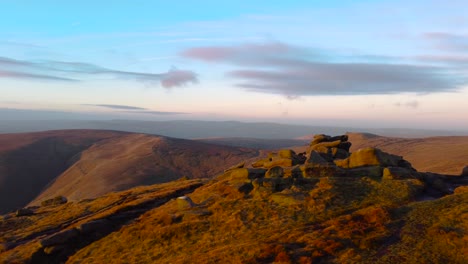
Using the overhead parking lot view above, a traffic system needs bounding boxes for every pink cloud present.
[161,69,198,88]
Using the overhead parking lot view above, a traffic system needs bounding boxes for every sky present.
[1,0,468,130]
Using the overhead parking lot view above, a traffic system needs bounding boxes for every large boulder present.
[348,148,402,168]
[383,167,418,180]
[265,166,284,178]
[306,151,330,166]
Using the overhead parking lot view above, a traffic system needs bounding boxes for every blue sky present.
[1,0,468,130]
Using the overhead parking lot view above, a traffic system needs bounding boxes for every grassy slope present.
[68,174,467,263]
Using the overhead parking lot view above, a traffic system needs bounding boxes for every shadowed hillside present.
[1,134,466,263]
[0,130,129,214]
[30,133,259,205]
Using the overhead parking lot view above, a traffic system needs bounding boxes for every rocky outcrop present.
[15,208,34,217]
[252,149,306,168]
[240,134,437,198]
[41,196,68,207]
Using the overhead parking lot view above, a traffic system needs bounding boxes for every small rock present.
[15,208,34,217]
[41,196,68,207]
[177,196,195,209]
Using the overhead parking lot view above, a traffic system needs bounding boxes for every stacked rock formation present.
[304,134,416,179]
[224,134,422,198]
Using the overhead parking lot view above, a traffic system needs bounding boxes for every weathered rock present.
[278,149,295,159]
[264,158,293,168]
[177,196,195,209]
[334,158,350,168]
[41,196,68,207]
[330,147,350,159]
[236,183,253,194]
[252,158,269,168]
[40,228,79,247]
[330,135,348,142]
[301,165,341,178]
[265,166,284,178]
[382,167,417,180]
[310,134,330,145]
[306,151,330,166]
[346,166,383,178]
[229,168,266,181]
[348,148,401,168]
[336,141,352,152]
[421,173,452,195]
[224,162,245,172]
[462,166,468,176]
[310,140,342,150]
[15,208,34,217]
[310,134,349,146]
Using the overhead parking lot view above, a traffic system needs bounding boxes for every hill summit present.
[1,135,467,263]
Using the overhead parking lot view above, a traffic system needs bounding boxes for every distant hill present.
[0,130,128,214]
[2,118,467,138]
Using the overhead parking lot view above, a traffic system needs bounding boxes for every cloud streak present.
[82,104,147,110]
[82,103,188,115]
[0,56,197,88]
[181,42,463,97]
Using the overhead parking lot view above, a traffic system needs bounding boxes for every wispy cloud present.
[82,104,147,110]
[181,42,463,97]
[0,56,197,88]
[0,70,77,81]
[82,103,188,115]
